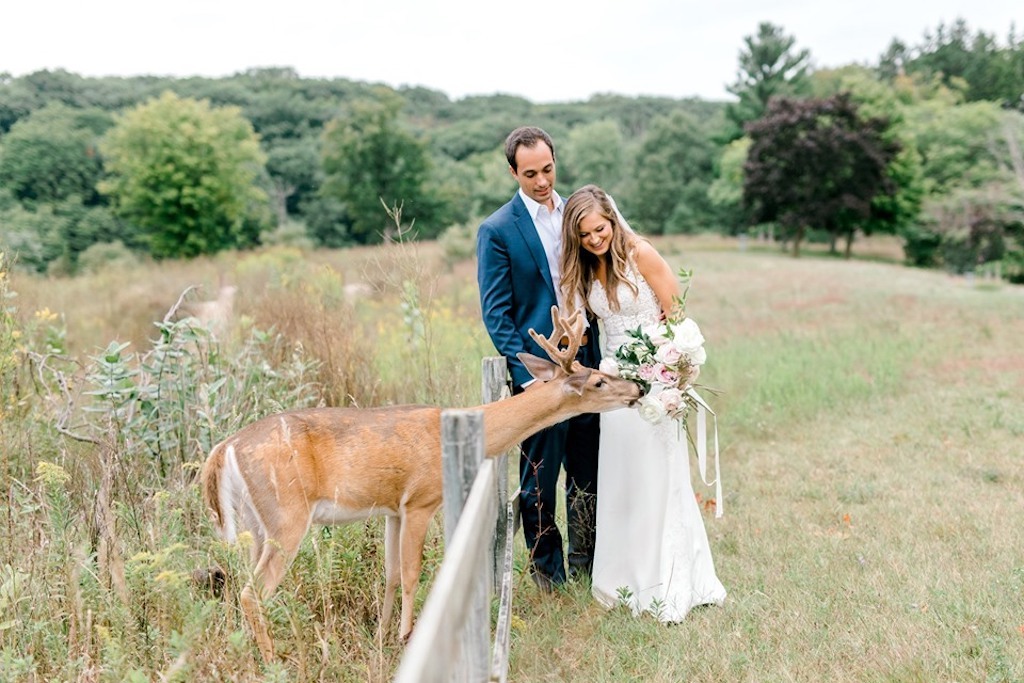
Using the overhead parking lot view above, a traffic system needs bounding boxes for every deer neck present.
[477,385,578,456]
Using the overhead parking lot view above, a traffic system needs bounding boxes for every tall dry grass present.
[1,237,1022,681]
[0,240,486,682]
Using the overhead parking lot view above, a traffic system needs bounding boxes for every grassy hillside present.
[1,237,1021,681]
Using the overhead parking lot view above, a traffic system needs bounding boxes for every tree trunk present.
[844,232,854,259]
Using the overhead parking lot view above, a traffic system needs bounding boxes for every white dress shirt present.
[519,188,565,310]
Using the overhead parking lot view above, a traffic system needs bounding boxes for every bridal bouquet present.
[600,315,706,425]
[598,267,709,426]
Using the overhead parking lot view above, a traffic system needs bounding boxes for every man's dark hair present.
[504,126,556,171]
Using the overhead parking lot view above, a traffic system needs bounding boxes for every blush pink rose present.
[654,343,683,365]
[638,364,657,381]
[658,387,685,413]
[656,365,680,385]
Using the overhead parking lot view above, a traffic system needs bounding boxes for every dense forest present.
[1,18,1023,280]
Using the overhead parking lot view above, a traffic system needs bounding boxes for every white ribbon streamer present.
[686,387,723,518]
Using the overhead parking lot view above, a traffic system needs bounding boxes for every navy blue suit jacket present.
[477,192,601,388]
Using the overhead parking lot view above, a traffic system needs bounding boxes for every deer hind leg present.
[398,506,434,643]
[239,519,308,663]
[377,514,402,641]
[241,503,266,565]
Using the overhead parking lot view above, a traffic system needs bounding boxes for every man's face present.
[510,142,556,208]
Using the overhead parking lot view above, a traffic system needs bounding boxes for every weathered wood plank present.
[393,458,497,683]
[490,500,516,683]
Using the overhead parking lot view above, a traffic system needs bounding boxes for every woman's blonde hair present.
[560,184,638,313]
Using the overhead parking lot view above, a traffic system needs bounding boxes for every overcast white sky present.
[1,1,1019,103]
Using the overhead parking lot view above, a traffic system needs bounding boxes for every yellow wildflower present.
[34,461,71,488]
[34,308,58,323]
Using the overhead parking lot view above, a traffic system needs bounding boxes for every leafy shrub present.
[259,219,315,250]
[0,204,65,272]
[1002,251,1024,284]
[77,240,140,274]
[900,222,943,267]
[903,186,1024,275]
[437,220,479,269]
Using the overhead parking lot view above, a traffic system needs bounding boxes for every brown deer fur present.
[199,309,640,661]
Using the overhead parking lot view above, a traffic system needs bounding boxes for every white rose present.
[686,345,707,366]
[669,318,704,350]
[599,358,620,377]
[641,322,670,346]
[636,395,668,424]
[669,318,706,365]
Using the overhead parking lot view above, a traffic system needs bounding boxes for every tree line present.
[1,18,1022,280]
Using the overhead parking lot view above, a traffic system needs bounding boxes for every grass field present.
[1,236,1022,682]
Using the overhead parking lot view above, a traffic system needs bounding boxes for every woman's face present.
[578,210,613,257]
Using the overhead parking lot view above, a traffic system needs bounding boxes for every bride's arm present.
[633,240,681,319]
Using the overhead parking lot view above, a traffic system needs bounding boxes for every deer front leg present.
[378,514,402,641]
[398,505,434,642]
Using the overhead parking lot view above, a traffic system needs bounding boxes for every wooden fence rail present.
[394,357,514,683]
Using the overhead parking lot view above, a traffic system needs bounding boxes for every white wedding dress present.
[589,259,726,622]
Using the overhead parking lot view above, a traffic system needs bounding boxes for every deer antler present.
[528,306,586,372]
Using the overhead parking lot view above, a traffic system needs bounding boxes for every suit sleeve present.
[477,220,533,388]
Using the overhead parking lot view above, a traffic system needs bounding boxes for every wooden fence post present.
[481,356,509,594]
[440,409,489,683]
[395,360,516,683]
[393,460,497,683]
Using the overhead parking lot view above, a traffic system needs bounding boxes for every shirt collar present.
[519,188,563,220]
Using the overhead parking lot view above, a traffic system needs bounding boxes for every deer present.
[190,284,237,340]
[199,307,641,662]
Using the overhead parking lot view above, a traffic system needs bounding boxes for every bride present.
[559,184,726,622]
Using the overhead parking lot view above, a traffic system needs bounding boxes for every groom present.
[476,126,602,591]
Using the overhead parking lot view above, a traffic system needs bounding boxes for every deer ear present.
[517,352,561,382]
[562,368,592,395]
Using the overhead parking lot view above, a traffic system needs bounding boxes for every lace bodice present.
[587,259,663,357]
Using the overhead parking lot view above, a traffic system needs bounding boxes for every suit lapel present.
[511,195,558,301]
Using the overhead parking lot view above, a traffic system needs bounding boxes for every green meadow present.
[1,236,1021,682]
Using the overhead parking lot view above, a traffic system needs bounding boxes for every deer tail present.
[200,441,234,541]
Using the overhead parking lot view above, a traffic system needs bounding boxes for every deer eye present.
[594,378,605,388]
